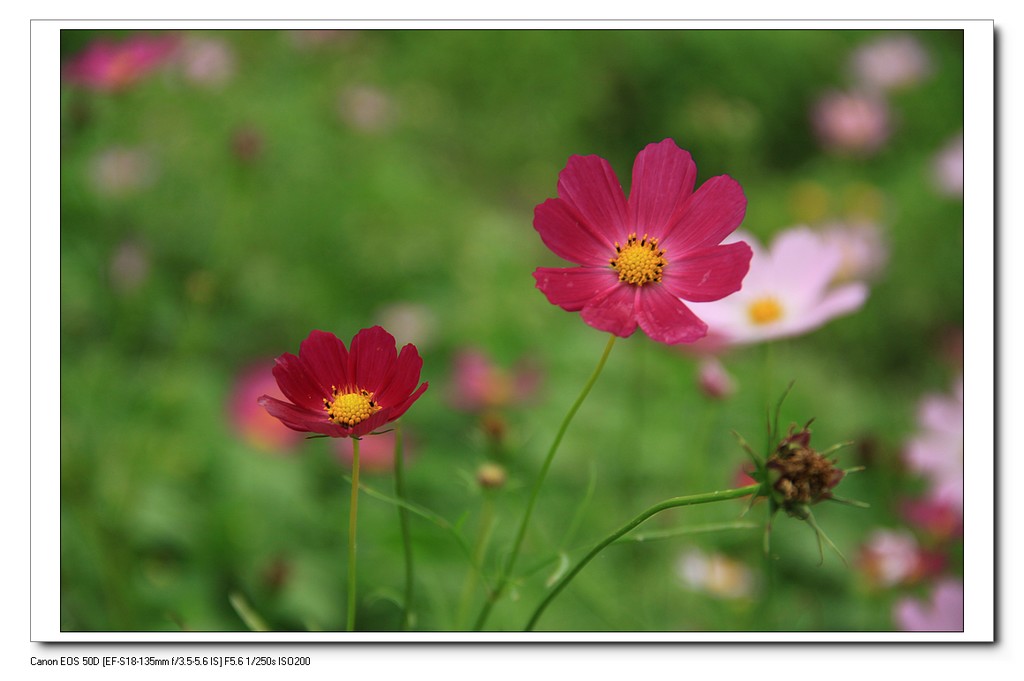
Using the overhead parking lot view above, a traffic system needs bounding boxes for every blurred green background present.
[59,28,964,632]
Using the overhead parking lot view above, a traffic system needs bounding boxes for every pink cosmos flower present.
[63,34,178,92]
[811,89,892,156]
[901,498,963,539]
[88,146,158,198]
[686,228,868,346]
[532,139,752,345]
[858,528,924,587]
[259,327,428,439]
[849,34,932,92]
[229,363,304,452]
[932,133,964,198]
[894,579,964,632]
[449,349,541,412]
[696,357,736,400]
[903,377,964,514]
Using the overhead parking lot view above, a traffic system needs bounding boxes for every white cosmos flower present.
[687,227,869,346]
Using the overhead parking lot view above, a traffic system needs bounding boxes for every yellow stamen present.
[324,387,381,427]
[748,297,784,325]
[610,233,666,286]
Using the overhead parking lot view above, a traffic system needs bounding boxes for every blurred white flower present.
[677,548,755,599]
[338,85,397,133]
[88,146,157,197]
[179,37,236,88]
[819,221,888,284]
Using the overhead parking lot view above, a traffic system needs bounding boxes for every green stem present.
[524,483,760,631]
[346,438,361,632]
[473,333,617,631]
[457,491,496,628]
[393,426,415,631]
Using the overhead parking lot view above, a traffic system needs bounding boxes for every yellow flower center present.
[324,387,381,427]
[610,233,666,286]
[747,297,784,325]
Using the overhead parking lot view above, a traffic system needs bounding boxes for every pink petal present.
[533,266,620,312]
[579,283,639,338]
[634,285,708,344]
[556,154,630,243]
[299,330,351,392]
[659,175,747,255]
[349,326,399,393]
[534,198,615,266]
[662,241,753,302]
[628,139,697,239]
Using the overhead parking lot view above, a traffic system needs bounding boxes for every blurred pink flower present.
[63,34,178,92]
[696,357,736,400]
[88,146,158,197]
[687,228,869,346]
[811,89,892,156]
[901,498,963,539]
[819,221,888,283]
[894,579,964,632]
[228,363,304,452]
[931,133,964,198]
[338,85,397,133]
[859,528,925,587]
[178,36,235,88]
[449,349,541,412]
[849,34,932,92]
[677,548,756,599]
[335,430,411,474]
[904,377,964,514]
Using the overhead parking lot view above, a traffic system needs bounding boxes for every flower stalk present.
[523,483,760,631]
[346,438,361,632]
[473,333,617,631]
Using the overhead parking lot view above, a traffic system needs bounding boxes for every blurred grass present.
[59,28,963,632]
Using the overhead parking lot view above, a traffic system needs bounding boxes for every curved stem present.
[473,333,617,631]
[393,425,415,631]
[346,438,361,632]
[524,483,760,631]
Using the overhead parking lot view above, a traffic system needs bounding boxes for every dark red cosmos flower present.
[532,139,752,344]
[258,326,428,439]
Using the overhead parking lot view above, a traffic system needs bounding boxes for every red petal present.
[662,241,753,302]
[298,330,351,392]
[534,198,614,266]
[534,266,620,312]
[375,343,425,407]
[580,283,639,338]
[272,353,330,410]
[259,395,345,437]
[628,139,697,239]
[349,326,398,393]
[659,175,747,255]
[634,285,708,344]
[556,154,630,243]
